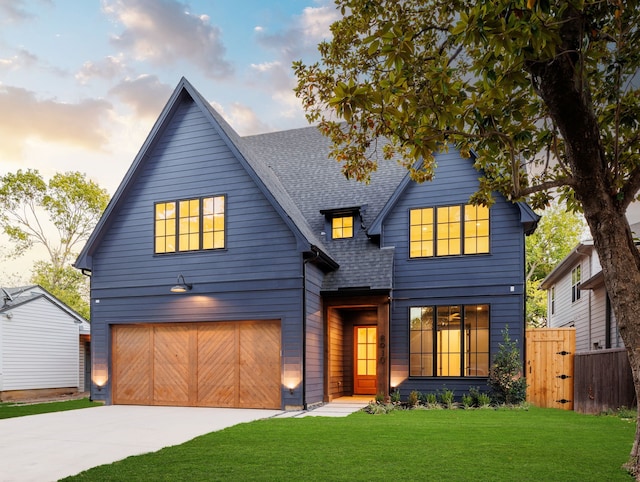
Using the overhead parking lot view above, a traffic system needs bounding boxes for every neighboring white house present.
[0,285,90,401]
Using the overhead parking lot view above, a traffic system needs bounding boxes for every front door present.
[354,326,377,395]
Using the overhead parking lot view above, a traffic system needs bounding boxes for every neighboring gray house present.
[541,219,640,352]
[75,78,538,410]
[0,285,90,401]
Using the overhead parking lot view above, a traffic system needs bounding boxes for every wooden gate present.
[526,328,575,410]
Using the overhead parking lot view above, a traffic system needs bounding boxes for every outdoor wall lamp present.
[170,274,192,293]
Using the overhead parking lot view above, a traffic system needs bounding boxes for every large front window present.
[410,304,490,377]
[410,204,489,258]
[155,195,225,254]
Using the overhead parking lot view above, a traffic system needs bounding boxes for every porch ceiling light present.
[170,274,192,293]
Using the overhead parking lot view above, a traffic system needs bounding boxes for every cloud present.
[108,75,172,118]
[0,0,35,23]
[256,4,339,60]
[0,49,38,72]
[0,85,113,158]
[211,101,271,136]
[76,55,128,84]
[102,0,233,79]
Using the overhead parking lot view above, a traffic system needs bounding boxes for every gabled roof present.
[540,241,595,290]
[244,126,406,290]
[1,285,88,327]
[75,77,336,272]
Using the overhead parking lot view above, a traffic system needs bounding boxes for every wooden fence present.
[526,328,575,410]
[573,348,636,414]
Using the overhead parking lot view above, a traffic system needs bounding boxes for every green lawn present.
[0,398,100,419]
[63,407,635,481]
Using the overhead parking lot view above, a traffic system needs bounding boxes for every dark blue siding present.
[304,263,325,406]
[383,150,526,397]
[89,96,305,408]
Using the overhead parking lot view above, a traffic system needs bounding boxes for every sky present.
[0,0,340,282]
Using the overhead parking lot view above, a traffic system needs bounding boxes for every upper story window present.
[332,216,353,239]
[571,265,581,302]
[320,205,363,240]
[155,195,225,254]
[551,286,555,315]
[409,204,489,258]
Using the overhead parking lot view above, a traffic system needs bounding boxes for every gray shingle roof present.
[244,126,407,291]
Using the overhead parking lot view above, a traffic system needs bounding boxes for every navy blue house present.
[75,78,538,409]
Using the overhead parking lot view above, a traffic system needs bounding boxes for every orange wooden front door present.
[354,326,377,395]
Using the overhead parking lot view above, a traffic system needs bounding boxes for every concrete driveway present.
[0,405,282,482]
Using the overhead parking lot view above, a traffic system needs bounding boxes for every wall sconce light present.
[289,386,295,395]
[170,274,192,293]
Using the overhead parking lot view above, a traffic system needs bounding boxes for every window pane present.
[155,238,165,253]
[410,355,423,376]
[367,360,377,376]
[464,204,490,254]
[214,232,224,249]
[154,202,177,254]
[409,208,433,258]
[203,215,214,232]
[367,327,376,343]
[410,330,422,352]
[179,234,189,251]
[203,232,213,250]
[358,345,367,359]
[357,360,367,375]
[179,201,190,217]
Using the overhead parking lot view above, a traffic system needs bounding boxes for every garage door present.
[112,321,281,409]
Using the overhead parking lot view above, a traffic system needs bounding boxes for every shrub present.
[424,392,441,409]
[488,326,527,405]
[408,390,420,407]
[461,394,474,409]
[439,388,456,409]
[477,392,492,408]
[390,388,401,404]
[469,386,492,408]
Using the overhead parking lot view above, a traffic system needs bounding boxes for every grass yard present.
[0,398,100,419]
[64,406,635,481]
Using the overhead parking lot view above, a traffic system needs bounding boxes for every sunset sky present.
[0,0,339,281]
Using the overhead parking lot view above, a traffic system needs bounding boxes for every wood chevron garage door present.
[112,321,281,409]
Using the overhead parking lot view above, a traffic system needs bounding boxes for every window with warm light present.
[409,204,489,257]
[332,216,353,239]
[155,195,225,254]
[409,304,489,377]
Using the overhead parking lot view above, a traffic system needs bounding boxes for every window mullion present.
[460,307,465,377]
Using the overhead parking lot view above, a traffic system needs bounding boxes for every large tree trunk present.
[581,197,640,477]
[526,6,640,477]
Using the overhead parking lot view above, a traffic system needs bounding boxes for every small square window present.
[332,216,353,239]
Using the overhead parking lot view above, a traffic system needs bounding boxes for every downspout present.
[576,245,592,349]
[605,295,612,349]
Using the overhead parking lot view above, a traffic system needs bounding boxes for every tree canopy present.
[0,169,109,318]
[525,202,586,327]
[295,0,640,475]
[294,0,640,210]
